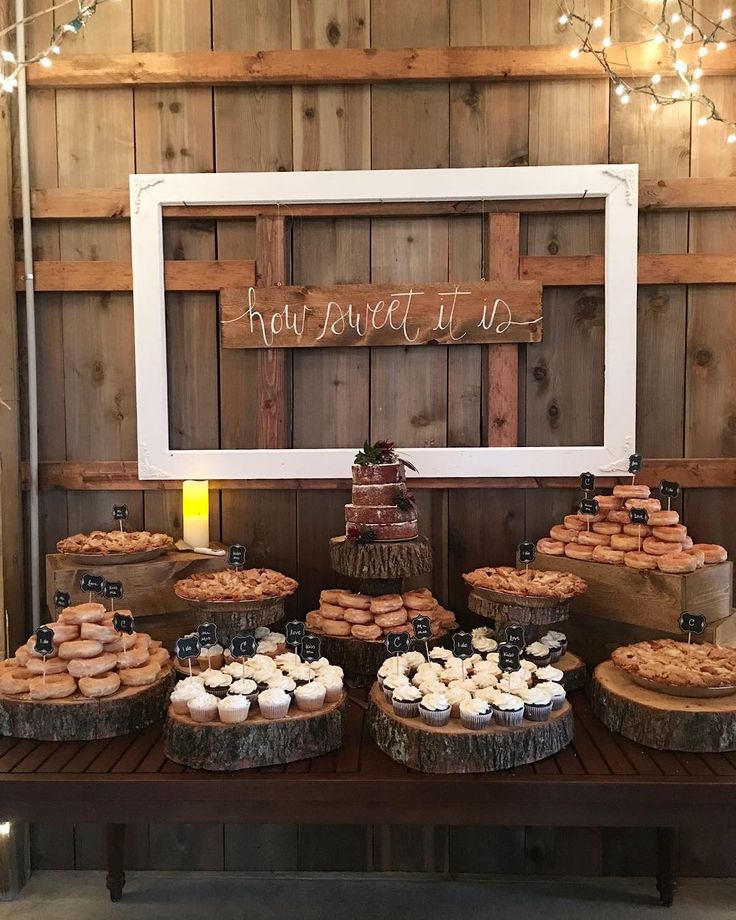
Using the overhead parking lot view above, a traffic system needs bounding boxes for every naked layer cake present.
[346,440,418,542]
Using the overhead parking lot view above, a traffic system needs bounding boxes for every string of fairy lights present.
[0,0,110,95]
[559,1,736,143]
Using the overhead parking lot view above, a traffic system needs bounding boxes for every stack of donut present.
[537,484,728,574]
[306,588,457,641]
[0,602,170,701]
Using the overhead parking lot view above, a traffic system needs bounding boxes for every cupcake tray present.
[368,683,573,774]
[163,692,347,771]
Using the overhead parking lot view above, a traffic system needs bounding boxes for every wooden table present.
[2,690,736,906]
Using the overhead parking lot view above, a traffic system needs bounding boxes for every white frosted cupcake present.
[471,626,494,640]
[447,678,478,695]
[197,643,224,670]
[545,630,568,655]
[429,648,453,663]
[294,681,326,712]
[222,661,250,679]
[536,680,567,711]
[540,636,563,663]
[258,687,291,720]
[228,678,258,706]
[459,697,493,731]
[391,684,422,718]
[491,692,524,727]
[472,672,498,691]
[275,652,302,671]
[267,673,297,696]
[472,636,498,654]
[187,692,218,723]
[401,651,426,672]
[217,694,250,724]
[524,641,552,668]
[201,669,233,699]
[473,686,499,705]
[445,686,472,718]
[419,691,451,727]
[254,626,271,639]
[383,672,410,702]
[319,672,343,703]
[497,671,529,694]
[170,682,206,715]
[518,686,553,721]
[411,662,443,686]
[535,665,564,684]
[417,679,446,696]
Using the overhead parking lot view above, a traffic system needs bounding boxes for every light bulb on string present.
[602,36,612,48]
[1,50,15,64]
[698,116,709,125]
[722,8,732,20]
[558,14,569,25]
[615,83,625,96]
[684,25,694,36]
[592,16,604,28]
[620,93,631,104]
[671,12,681,22]
[39,55,52,68]
[673,38,683,49]
[728,132,736,143]
[717,41,727,50]
[675,59,688,73]
[690,83,699,93]
[570,47,580,58]
[649,101,658,111]
[698,46,709,57]
[672,89,682,98]
[694,67,703,79]
[651,73,662,85]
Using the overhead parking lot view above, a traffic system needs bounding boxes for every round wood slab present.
[163,692,347,771]
[592,660,736,753]
[330,535,432,580]
[368,682,573,773]
[468,589,570,626]
[58,546,169,566]
[176,593,287,635]
[0,666,175,741]
[312,632,449,687]
[558,651,587,692]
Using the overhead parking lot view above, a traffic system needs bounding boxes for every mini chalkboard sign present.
[660,479,679,511]
[285,620,306,647]
[300,634,322,664]
[629,507,649,525]
[505,625,526,649]
[79,573,106,596]
[498,641,522,673]
[628,453,643,474]
[197,622,218,649]
[175,634,201,661]
[679,612,706,638]
[578,498,600,517]
[112,504,129,521]
[227,544,247,569]
[580,471,595,493]
[103,581,124,601]
[33,625,55,657]
[53,590,71,610]
[452,631,473,660]
[385,631,411,655]
[517,540,536,565]
[412,616,433,642]
[231,633,258,660]
[112,612,135,635]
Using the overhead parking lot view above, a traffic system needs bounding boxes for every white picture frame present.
[129,164,638,480]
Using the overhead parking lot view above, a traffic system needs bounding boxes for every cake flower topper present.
[353,439,419,473]
[346,524,377,544]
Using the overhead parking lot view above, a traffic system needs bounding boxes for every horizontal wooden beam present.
[15,178,736,219]
[520,254,736,286]
[15,260,255,292]
[24,458,736,491]
[25,43,736,88]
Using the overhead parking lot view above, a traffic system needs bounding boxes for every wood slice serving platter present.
[163,693,347,771]
[368,683,573,774]
[468,588,570,626]
[312,632,449,687]
[0,666,175,741]
[329,535,432,581]
[591,661,736,753]
[57,546,169,566]
[174,592,287,636]
[558,651,586,692]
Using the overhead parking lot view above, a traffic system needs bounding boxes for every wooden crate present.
[531,554,733,633]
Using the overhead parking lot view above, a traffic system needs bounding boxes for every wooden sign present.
[220,281,542,349]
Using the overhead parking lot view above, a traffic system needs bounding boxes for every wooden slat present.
[24,42,736,87]
[521,254,736,286]
[14,259,255,291]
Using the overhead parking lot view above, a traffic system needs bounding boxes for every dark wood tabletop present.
[2,690,736,828]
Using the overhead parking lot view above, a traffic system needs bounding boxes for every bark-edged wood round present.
[312,632,449,687]
[329,535,432,580]
[177,594,286,635]
[591,661,736,752]
[368,682,573,773]
[0,666,175,741]
[558,651,587,692]
[468,589,570,626]
[163,693,347,770]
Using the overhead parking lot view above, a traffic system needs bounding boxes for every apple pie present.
[612,638,736,689]
[175,568,298,602]
[462,565,587,601]
[58,530,174,556]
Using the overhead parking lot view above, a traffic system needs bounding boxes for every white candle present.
[182,480,210,548]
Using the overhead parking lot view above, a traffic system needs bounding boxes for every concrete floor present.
[2,872,736,919]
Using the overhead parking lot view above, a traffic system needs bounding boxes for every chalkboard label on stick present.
[197,622,218,649]
[629,507,649,526]
[79,573,106,595]
[505,625,526,649]
[227,544,247,568]
[112,612,135,636]
[175,635,201,661]
[452,631,473,660]
[103,581,124,600]
[517,540,536,564]
[498,642,522,673]
[300,634,322,664]
[34,625,55,657]
[660,480,680,498]
[578,498,600,517]
[112,504,129,521]
[231,633,257,660]
[385,632,411,655]
[285,621,306,647]
[628,453,643,474]
[412,616,433,642]
[580,471,595,492]
[679,612,706,635]
[53,591,71,610]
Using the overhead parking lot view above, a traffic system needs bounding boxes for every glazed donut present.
[643,537,682,556]
[319,602,345,621]
[0,667,33,695]
[563,515,587,532]
[690,543,728,564]
[652,525,687,543]
[550,525,579,544]
[148,638,162,651]
[611,534,641,552]
[343,607,373,625]
[45,621,79,643]
[592,545,625,565]
[607,510,631,525]
[648,510,680,527]
[592,521,622,536]
[682,536,694,550]
[613,485,651,499]
[78,672,121,699]
[403,591,437,611]
[370,595,404,614]
[80,621,118,643]
[58,602,106,625]
[150,647,170,668]
[431,618,446,637]
[305,610,324,630]
[577,530,610,547]
[657,553,697,574]
[685,548,706,568]
[118,661,161,687]
[67,652,117,678]
[25,656,68,675]
[319,589,343,605]
[116,640,150,669]
[351,623,382,641]
[58,639,104,660]
[436,608,457,628]
[537,538,565,556]
[625,498,661,514]
[321,618,352,637]
[407,607,430,621]
[14,645,30,665]
[624,551,658,571]
[103,633,139,653]
[382,623,414,635]
[623,523,652,538]
[565,542,594,561]
[29,673,77,700]
[24,638,56,660]
[594,495,623,511]
[0,657,18,670]
[336,591,371,610]
[577,510,607,524]
[374,608,408,628]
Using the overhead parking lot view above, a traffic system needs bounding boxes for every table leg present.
[105,824,126,902]
[656,827,679,907]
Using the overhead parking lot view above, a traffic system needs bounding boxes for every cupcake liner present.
[492,706,524,727]
[188,704,217,723]
[549,696,566,711]
[295,693,326,713]
[218,701,250,724]
[204,685,230,700]
[460,711,493,731]
[526,654,552,668]
[524,702,553,722]
[170,698,193,715]
[259,699,291,720]
[548,647,563,664]
[449,701,464,719]
[383,687,397,704]
[377,675,385,690]
[323,685,343,703]
[392,699,420,719]
[420,706,451,727]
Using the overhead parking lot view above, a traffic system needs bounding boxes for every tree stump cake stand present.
[591,661,736,753]
[368,683,573,773]
[175,594,288,645]
[313,630,449,687]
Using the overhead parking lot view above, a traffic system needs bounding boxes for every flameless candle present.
[182,480,210,549]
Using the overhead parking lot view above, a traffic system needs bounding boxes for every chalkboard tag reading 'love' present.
[628,453,643,474]
[580,471,595,493]
[498,642,522,673]
[629,507,649,526]
[80,573,106,595]
[231,633,257,660]
[34,625,55,657]
[505,625,526,649]
[452,631,473,661]
[53,590,70,610]
[679,612,706,642]
[112,612,135,636]
[385,632,410,656]
[227,544,247,569]
[300,634,322,664]
[412,616,433,642]
[578,498,600,517]
[517,540,536,565]
[285,621,306,647]
[197,622,218,649]
[112,504,129,521]
[175,634,201,663]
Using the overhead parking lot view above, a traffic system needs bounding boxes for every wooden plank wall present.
[17,0,736,876]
